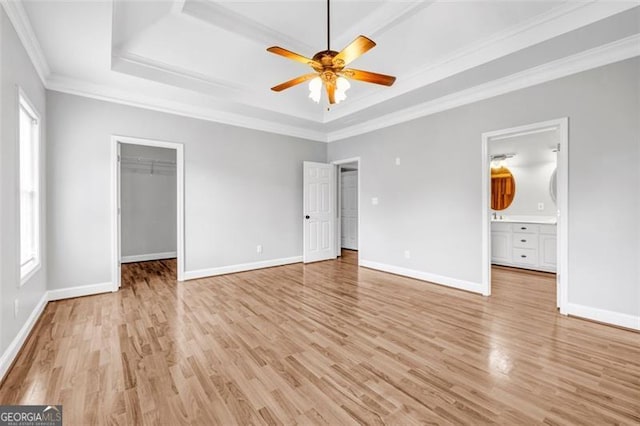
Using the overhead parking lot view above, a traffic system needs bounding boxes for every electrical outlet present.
[404,250,411,259]
[395,157,401,166]
[14,299,19,318]
[371,197,379,205]
[538,202,544,211]
[256,245,263,254]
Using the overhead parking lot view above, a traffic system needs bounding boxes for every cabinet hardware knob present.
[521,255,527,258]
[305,215,310,219]
[521,227,527,230]
[521,239,526,242]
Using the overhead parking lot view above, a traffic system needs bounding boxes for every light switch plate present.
[395,157,401,166]
[372,197,379,205]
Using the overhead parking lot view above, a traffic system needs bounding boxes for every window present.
[19,92,40,284]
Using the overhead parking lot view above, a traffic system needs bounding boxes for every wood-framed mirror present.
[491,166,516,210]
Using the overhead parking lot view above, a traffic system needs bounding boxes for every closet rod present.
[120,156,176,166]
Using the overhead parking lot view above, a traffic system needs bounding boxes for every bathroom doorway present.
[481,119,568,313]
[332,158,360,263]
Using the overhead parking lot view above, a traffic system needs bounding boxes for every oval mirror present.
[549,168,557,204]
[491,166,516,210]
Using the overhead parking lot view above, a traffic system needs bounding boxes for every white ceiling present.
[11,0,640,141]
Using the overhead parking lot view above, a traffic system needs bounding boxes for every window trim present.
[18,88,41,286]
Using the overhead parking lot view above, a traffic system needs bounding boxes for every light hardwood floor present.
[1,251,639,425]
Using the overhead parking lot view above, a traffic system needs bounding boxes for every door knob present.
[305,215,310,219]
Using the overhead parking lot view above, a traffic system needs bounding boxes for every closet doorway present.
[111,136,185,290]
[333,158,360,262]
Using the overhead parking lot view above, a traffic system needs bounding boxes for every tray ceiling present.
[13,0,640,141]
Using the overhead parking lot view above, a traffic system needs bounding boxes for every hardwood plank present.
[1,254,638,424]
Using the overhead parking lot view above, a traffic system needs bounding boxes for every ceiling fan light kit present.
[267,0,396,106]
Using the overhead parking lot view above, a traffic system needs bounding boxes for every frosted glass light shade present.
[308,77,322,103]
[335,76,350,104]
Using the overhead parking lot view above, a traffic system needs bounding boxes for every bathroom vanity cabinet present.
[491,221,557,273]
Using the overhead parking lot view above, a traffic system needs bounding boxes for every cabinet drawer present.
[512,248,537,265]
[491,222,511,232]
[513,223,537,233]
[513,233,538,249]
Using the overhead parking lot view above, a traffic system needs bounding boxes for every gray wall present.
[0,8,47,354]
[46,91,326,289]
[328,58,640,318]
[120,144,177,260]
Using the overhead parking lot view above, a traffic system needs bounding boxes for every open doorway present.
[333,158,360,264]
[111,136,185,290]
[482,119,568,312]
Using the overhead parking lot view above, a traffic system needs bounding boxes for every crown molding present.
[327,34,640,142]
[0,0,50,84]
[324,1,640,123]
[331,1,436,51]
[110,49,322,123]
[112,49,245,94]
[181,0,316,57]
[46,74,328,142]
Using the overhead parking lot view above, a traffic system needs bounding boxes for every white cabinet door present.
[303,162,336,263]
[340,171,358,250]
[491,231,512,264]
[539,234,557,271]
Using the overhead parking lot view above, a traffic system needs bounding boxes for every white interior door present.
[303,161,336,263]
[341,171,358,250]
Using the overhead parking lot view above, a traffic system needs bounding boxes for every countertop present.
[491,216,557,225]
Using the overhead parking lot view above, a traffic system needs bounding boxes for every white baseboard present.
[184,256,303,280]
[360,259,483,294]
[48,282,114,301]
[0,292,48,381]
[565,302,640,331]
[121,251,177,263]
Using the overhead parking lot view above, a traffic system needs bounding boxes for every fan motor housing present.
[312,50,342,72]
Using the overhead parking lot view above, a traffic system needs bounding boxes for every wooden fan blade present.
[332,35,376,67]
[342,68,396,86]
[326,80,336,104]
[267,46,321,68]
[271,73,318,92]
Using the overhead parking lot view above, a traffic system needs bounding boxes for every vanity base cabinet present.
[539,234,557,270]
[491,222,556,273]
[491,231,512,264]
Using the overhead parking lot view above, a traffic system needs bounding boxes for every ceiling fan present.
[267,0,396,105]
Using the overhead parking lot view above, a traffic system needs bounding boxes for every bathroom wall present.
[499,163,557,217]
[490,132,558,217]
